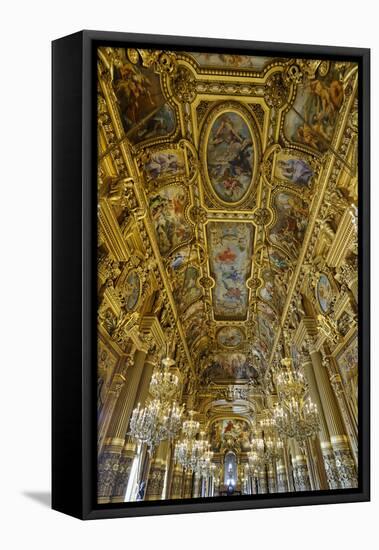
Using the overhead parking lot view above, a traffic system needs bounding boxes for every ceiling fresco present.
[206,110,255,204]
[97,47,357,385]
[207,222,253,320]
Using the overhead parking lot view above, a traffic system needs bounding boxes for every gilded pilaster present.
[276,461,289,493]
[98,348,147,502]
[309,345,357,488]
[301,353,338,489]
[170,465,184,499]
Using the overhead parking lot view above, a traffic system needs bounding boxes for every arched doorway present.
[224,451,238,495]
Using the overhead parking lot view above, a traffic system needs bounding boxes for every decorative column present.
[301,351,339,489]
[192,473,201,498]
[97,353,132,455]
[170,465,184,499]
[145,458,165,501]
[258,468,268,494]
[309,344,357,488]
[267,464,277,493]
[183,470,193,498]
[145,440,169,501]
[291,440,311,492]
[329,370,358,466]
[98,348,147,503]
[110,350,157,502]
[276,460,289,493]
[283,444,295,492]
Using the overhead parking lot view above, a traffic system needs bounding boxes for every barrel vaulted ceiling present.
[97,46,358,386]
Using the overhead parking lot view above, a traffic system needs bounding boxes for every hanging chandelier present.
[129,398,184,454]
[258,408,284,462]
[149,356,180,403]
[129,355,184,454]
[174,413,211,473]
[247,431,265,473]
[273,357,320,449]
[197,444,215,478]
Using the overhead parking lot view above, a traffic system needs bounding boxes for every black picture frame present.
[52,30,370,520]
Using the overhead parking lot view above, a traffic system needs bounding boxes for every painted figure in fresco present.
[218,327,243,347]
[173,266,201,311]
[269,250,289,271]
[145,152,183,179]
[277,159,314,186]
[216,247,237,264]
[213,116,244,145]
[223,266,244,284]
[286,63,345,152]
[112,55,175,143]
[208,223,252,319]
[202,352,257,381]
[114,64,155,127]
[270,194,308,258]
[150,188,191,255]
[136,104,175,140]
[207,112,254,203]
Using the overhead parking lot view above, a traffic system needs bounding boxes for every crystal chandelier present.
[273,357,320,449]
[247,431,265,473]
[149,357,180,403]
[197,444,215,478]
[174,413,210,473]
[129,355,183,454]
[258,409,284,462]
[129,399,184,454]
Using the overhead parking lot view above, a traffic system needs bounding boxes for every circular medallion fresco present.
[206,111,255,204]
[316,273,333,313]
[217,326,245,348]
[125,271,141,311]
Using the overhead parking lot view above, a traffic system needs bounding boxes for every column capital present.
[293,317,318,350]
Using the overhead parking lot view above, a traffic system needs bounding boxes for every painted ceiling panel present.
[207,222,253,321]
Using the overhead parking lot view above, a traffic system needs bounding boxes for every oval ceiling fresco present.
[205,110,256,204]
[217,326,245,348]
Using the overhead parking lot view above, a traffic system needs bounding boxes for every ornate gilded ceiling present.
[97,46,358,386]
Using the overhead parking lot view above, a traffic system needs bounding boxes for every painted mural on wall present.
[210,419,251,452]
[110,51,176,144]
[316,273,333,313]
[269,192,308,258]
[150,186,192,255]
[206,112,254,203]
[208,222,253,320]
[284,62,345,152]
[274,151,314,187]
[217,326,245,348]
[202,352,257,381]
